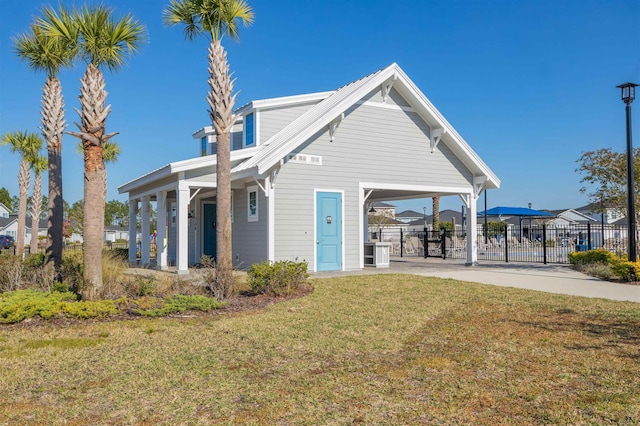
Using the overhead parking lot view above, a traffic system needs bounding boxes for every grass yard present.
[1,274,639,424]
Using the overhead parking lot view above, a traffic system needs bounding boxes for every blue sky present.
[1,0,640,214]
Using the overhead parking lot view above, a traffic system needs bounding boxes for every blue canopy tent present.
[477,206,555,244]
[477,206,554,217]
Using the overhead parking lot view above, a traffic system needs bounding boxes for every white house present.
[0,203,10,218]
[119,63,500,273]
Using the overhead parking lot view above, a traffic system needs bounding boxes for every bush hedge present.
[569,249,640,281]
[247,260,309,296]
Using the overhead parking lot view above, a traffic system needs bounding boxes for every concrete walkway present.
[311,257,640,303]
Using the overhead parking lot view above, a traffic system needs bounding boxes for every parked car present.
[0,235,14,249]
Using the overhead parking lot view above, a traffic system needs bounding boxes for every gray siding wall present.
[259,103,317,144]
[232,185,269,268]
[274,99,473,270]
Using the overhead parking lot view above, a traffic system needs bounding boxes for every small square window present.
[247,185,258,222]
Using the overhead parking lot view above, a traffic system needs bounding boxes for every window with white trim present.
[247,185,258,222]
[244,113,255,147]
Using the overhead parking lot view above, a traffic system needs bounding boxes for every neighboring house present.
[545,209,599,227]
[396,209,424,224]
[574,203,623,224]
[0,216,17,238]
[0,203,11,218]
[119,63,500,273]
[104,226,131,243]
[368,202,396,218]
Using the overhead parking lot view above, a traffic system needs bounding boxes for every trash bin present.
[575,243,588,252]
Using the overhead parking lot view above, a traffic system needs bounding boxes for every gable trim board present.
[119,63,500,273]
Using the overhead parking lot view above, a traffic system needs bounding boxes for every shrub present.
[568,249,616,265]
[61,251,84,294]
[133,294,225,317]
[610,260,640,281]
[247,260,309,296]
[0,290,77,323]
[578,262,615,280]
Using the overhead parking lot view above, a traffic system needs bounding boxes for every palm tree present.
[432,196,440,234]
[164,0,254,301]
[62,5,145,300]
[14,6,77,273]
[28,154,47,253]
[1,131,42,257]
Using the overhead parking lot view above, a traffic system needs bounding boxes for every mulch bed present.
[1,284,315,330]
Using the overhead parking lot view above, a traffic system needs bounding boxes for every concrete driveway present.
[311,257,640,303]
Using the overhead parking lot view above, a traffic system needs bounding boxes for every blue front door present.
[203,204,216,259]
[316,192,342,271]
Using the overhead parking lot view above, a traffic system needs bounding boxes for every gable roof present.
[396,210,424,218]
[232,63,500,189]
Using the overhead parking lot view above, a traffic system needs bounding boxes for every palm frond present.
[75,4,147,71]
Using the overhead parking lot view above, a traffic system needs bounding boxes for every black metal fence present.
[375,223,631,264]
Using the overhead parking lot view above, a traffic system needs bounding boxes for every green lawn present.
[1,274,639,424]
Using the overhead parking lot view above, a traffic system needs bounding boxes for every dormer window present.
[201,137,207,156]
[244,113,255,147]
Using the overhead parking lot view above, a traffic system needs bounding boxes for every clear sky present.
[1,0,640,214]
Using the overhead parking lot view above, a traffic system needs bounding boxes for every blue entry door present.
[203,204,216,259]
[316,192,342,271]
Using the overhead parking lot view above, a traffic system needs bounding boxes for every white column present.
[268,179,275,262]
[128,199,138,264]
[156,190,168,270]
[466,194,479,266]
[177,182,190,274]
[141,195,150,266]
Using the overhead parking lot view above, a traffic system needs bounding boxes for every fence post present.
[400,228,404,258]
[543,224,547,265]
[587,223,591,250]
[423,227,428,259]
[441,229,447,259]
[504,226,509,263]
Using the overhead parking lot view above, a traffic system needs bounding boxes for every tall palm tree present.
[14,6,77,273]
[28,154,47,253]
[62,5,145,300]
[164,0,254,301]
[1,131,42,257]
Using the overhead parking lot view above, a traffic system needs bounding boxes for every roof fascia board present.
[118,164,171,194]
[235,91,334,115]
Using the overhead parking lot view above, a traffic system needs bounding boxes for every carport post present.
[543,224,547,265]
[400,228,404,258]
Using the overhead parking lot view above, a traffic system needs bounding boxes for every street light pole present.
[618,82,639,262]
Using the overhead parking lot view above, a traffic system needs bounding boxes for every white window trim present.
[247,185,258,222]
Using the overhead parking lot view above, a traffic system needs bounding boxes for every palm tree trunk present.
[16,159,30,257]
[30,172,42,253]
[70,64,115,300]
[432,196,440,233]
[41,76,65,272]
[83,144,105,300]
[207,38,235,301]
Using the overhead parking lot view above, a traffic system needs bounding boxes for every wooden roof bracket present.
[329,113,344,143]
[381,74,397,103]
[253,177,269,197]
[430,128,445,153]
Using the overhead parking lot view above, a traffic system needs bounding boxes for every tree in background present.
[28,153,47,252]
[1,131,42,257]
[164,0,254,301]
[576,147,640,218]
[0,188,12,210]
[14,5,77,273]
[67,200,84,235]
[60,5,145,300]
[105,200,129,227]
